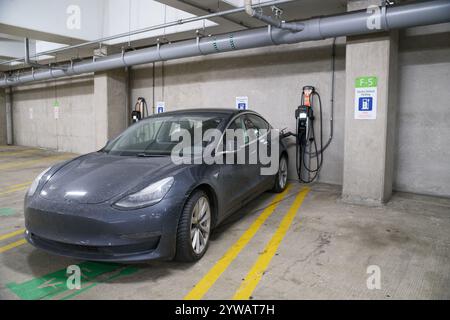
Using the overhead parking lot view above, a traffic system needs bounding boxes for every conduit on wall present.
[1,0,449,88]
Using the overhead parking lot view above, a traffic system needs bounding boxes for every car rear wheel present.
[175,190,211,262]
[272,155,288,193]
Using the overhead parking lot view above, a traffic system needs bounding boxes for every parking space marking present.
[0,208,16,216]
[232,187,310,300]
[0,182,32,196]
[0,154,72,171]
[4,181,33,189]
[184,185,292,300]
[7,261,139,300]
[0,239,27,253]
[60,266,139,300]
[0,228,25,241]
[0,149,41,157]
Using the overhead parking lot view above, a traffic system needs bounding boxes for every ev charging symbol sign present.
[156,101,165,114]
[355,76,377,120]
[235,96,249,110]
[359,97,373,111]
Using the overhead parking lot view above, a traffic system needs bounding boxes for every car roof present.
[149,108,260,118]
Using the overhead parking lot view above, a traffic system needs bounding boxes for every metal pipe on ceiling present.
[244,0,304,32]
[0,0,294,67]
[1,0,449,88]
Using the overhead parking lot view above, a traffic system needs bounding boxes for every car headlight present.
[28,167,51,197]
[114,177,174,209]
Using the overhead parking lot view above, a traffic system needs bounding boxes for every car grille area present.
[29,232,160,258]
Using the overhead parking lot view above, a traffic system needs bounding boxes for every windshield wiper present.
[136,153,166,157]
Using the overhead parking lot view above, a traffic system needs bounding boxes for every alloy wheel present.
[190,196,211,254]
[279,157,288,189]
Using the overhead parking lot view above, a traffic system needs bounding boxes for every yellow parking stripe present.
[184,185,292,300]
[0,239,27,253]
[0,185,30,196]
[0,149,41,157]
[0,229,25,241]
[0,154,71,171]
[0,182,32,196]
[0,229,26,241]
[5,181,33,189]
[232,187,309,300]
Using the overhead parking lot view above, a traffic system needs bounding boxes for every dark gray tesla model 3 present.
[24,109,288,262]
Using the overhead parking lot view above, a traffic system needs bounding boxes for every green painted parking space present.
[0,208,15,217]
[7,261,139,300]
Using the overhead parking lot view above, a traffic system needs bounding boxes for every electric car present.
[24,109,289,262]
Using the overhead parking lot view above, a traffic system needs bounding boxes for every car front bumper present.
[24,194,184,262]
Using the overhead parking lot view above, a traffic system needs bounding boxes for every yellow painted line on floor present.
[232,187,310,300]
[0,181,32,196]
[0,147,26,152]
[0,149,41,157]
[0,184,30,196]
[0,180,32,190]
[184,184,292,300]
[0,229,25,241]
[0,154,71,171]
[0,239,27,253]
[7,181,33,188]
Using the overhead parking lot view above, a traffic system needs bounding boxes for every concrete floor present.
[0,146,449,300]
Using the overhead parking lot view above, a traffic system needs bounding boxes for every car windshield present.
[103,114,226,156]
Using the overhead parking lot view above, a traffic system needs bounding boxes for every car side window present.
[224,116,248,151]
[244,114,270,141]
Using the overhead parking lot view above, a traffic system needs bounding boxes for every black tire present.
[175,189,211,262]
[272,155,288,193]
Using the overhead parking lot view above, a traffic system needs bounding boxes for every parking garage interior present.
[0,0,449,301]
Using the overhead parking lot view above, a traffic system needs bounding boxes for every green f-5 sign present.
[355,76,378,88]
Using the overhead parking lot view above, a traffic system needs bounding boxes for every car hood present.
[39,152,176,204]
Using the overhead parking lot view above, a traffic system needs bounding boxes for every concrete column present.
[342,0,398,205]
[0,89,6,145]
[93,68,128,149]
[5,87,13,145]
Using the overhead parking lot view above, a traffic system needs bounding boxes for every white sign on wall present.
[354,76,378,120]
[156,101,165,114]
[29,108,33,120]
[235,96,249,110]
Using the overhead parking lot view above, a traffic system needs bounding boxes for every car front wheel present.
[272,155,288,193]
[175,190,211,262]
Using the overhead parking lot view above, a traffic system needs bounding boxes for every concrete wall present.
[11,75,95,154]
[6,24,450,198]
[0,89,5,145]
[131,38,347,185]
[394,24,450,198]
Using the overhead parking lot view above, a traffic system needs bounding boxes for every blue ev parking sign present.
[156,101,165,114]
[358,97,373,111]
[235,97,249,110]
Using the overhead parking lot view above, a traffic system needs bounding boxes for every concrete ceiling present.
[0,0,348,72]
[155,0,349,29]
